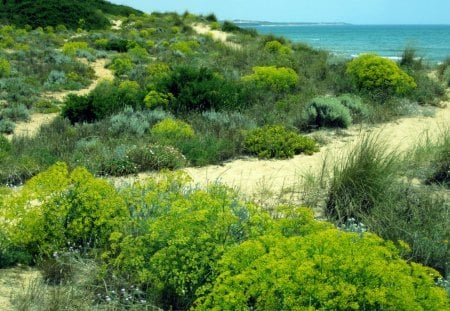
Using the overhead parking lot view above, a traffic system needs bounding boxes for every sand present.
[186,102,449,192]
[192,23,241,49]
[111,19,123,30]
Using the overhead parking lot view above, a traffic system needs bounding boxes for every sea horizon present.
[237,22,450,63]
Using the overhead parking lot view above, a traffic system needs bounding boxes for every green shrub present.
[242,66,299,92]
[264,40,291,55]
[1,104,30,122]
[103,174,269,310]
[160,66,240,114]
[347,53,416,97]
[99,155,137,177]
[408,72,446,105]
[244,125,318,159]
[0,58,11,78]
[0,119,15,134]
[178,134,241,166]
[1,162,129,256]
[110,56,134,76]
[337,94,369,122]
[195,228,449,310]
[210,21,220,30]
[144,90,174,109]
[117,80,143,107]
[108,107,150,137]
[61,94,95,123]
[151,118,195,142]
[302,96,353,128]
[170,40,200,55]
[399,47,423,70]
[127,144,187,171]
[62,41,88,56]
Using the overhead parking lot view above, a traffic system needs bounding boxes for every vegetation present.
[0,0,142,30]
[0,6,449,309]
[244,125,318,159]
[0,164,448,310]
[347,53,417,99]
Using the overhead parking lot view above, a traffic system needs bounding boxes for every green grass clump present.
[244,125,318,159]
[325,134,399,222]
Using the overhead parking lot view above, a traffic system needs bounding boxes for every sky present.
[109,0,450,24]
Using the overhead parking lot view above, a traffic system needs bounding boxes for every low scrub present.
[302,96,353,129]
[244,125,318,159]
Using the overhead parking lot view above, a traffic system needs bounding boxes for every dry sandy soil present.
[192,23,241,49]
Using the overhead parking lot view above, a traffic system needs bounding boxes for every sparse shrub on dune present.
[302,96,353,129]
[244,125,318,159]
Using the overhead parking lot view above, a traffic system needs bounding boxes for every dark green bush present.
[244,125,318,159]
[178,134,241,166]
[159,66,240,114]
[61,94,96,123]
[302,96,353,129]
[62,80,144,123]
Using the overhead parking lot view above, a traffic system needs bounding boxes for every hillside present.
[0,0,142,29]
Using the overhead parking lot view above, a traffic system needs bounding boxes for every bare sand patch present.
[111,19,123,30]
[192,23,241,50]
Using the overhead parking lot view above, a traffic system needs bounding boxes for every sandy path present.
[116,100,449,209]
[0,267,41,310]
[184,103,449,196]
[6,59,114,140]
[192,23,241,49]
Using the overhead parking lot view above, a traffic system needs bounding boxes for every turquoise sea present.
[238,23,450,63]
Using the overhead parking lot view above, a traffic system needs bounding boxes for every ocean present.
[238,23,450,63]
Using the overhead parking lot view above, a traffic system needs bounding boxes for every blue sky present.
[109,0,450,24]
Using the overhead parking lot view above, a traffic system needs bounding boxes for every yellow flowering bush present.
[151,118,195,141]
[194,227,449,310]
[62,41,89,56]
[347,53,416,96]
[0,162,129,256]
[242,66,299,92]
